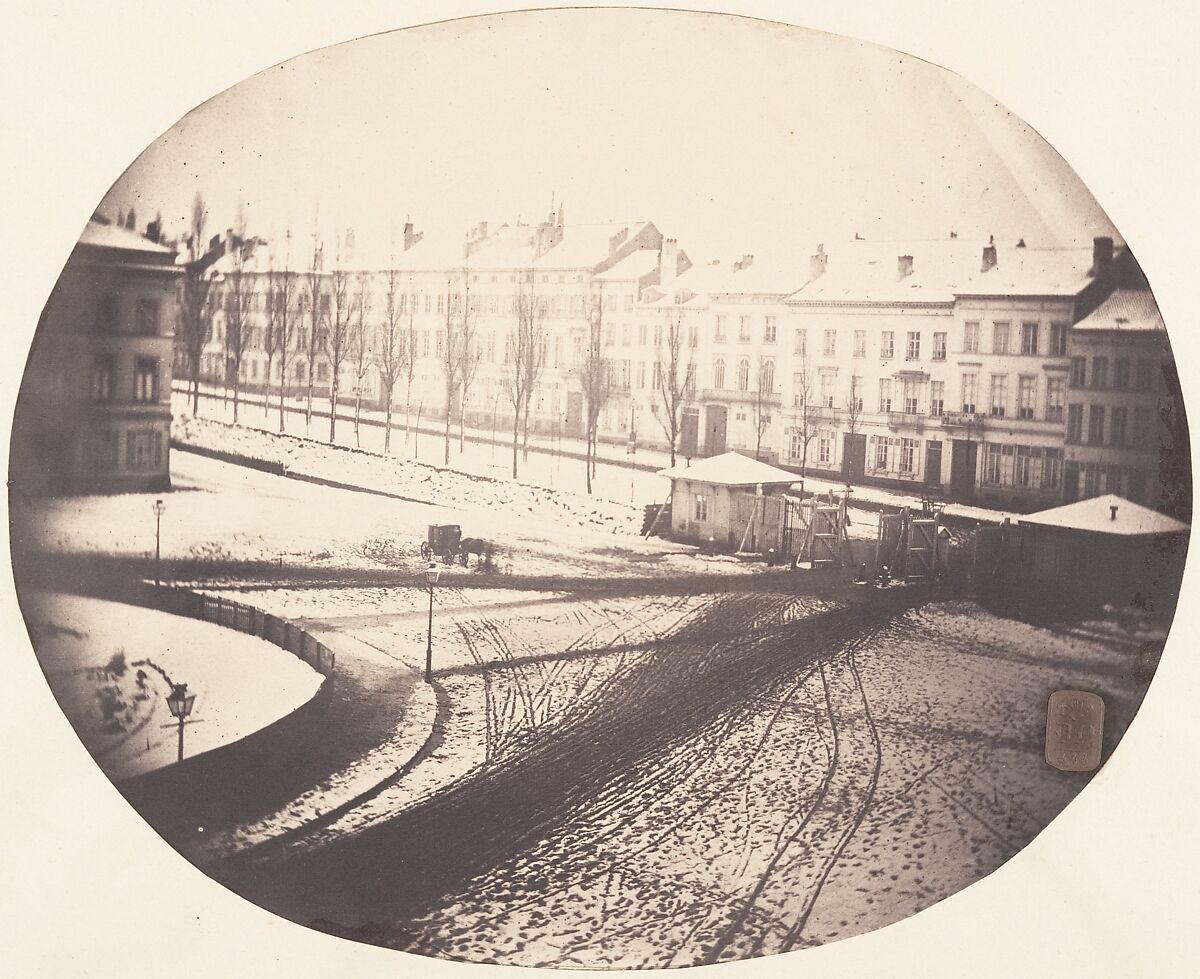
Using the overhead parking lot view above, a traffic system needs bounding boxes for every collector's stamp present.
[1046,691,1105,772]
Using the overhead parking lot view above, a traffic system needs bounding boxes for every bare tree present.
[457,270,482,454]
[265,231,297,433]
[177,193,218,416]
[792,352,817,491]
[505,270,546,479]
[302,231,325,434]
[221,204,255,424]
[377,259,408,454]
[653,308,693,466]
[324,231,353,444]
[440,275,463,465]
[403,278,417,444]
[349,272,373,447]
[842,374,864,490]
[579,284,611,494]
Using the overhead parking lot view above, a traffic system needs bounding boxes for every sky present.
[101,8,1119,263]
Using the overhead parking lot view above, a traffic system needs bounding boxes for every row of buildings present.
[12,207,1187,518]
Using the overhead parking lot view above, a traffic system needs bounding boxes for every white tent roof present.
[657,451,798,486]
[1018,494,1189,536]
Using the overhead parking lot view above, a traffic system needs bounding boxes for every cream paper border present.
[2,3,1197,976]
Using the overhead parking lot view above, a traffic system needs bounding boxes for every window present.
[793,327,806,357]
[126,430,163,471]
[932,332,947,361]
[694,493,708,521]
[961,374,978,414]
[625,295,635,310]
[853,330,866,358]
[1136,358,1155,390]
[1111,406,1128,446]
[963,321,980,353]
[1020,322,1039,355]
[875,437,891,470]
[906,331,921,360]
[759,358,775,394]
[739,316,752,341]
[87,429,120,472]
[1050,323,1069,356]
[1113,358,1131,389]
[622,325,631,346]
[637,361,647,389]
[823,329,836,357]
[737,358,750,391]
[1091,356,1109,389]
[685,363,697,395]
[1088,405,1106,444]
[820,372,835,408]
[789,428,808,461]
[1046,376,1066,422]
[1016,375,1036,419]
[930,380,945,416]
[818,433,833,465]
[878,378,893,413]
[316,362,329,382]
[90,356,114,402]
[1133,405,1153,442]
[1070,357,1087,388]
[688,323,699,348]
[714,315,726,341]
[135,299,160,336]
[901,378,919,414]
[1066,404,1084,443]
[983,444,1004,484]
[900,438,917,476]
[764,316,777,343]
[134,357,159,402]
[95,293,118,334]
[989,374,1008,417]
[880,331,894,359]
[992,321,1011,354]
[604,324,615,347]
[849,375,864,412]
[712,357,725,389]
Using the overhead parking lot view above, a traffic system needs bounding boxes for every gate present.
[809,506,843,566]
[905,517,938,578]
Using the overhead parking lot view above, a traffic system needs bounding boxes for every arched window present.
[737,358,750,391]
[713,357,726,388]
[760,358,775,394]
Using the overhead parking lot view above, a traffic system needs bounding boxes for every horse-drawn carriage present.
[421,524,493,567]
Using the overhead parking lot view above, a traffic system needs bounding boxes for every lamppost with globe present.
[164,682,196,764]
[424,562,440,683]
[152,498,166,586]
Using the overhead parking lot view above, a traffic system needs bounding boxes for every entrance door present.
[565,391,584,438]
[704,405,728,456]
[680,407,700,457]
[924,440,943,488]
[842,432,866,482]
[949,439,978,501]
[1063,461,1080,502]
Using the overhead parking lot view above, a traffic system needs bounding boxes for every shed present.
[657,451,798,548]
[1009,494,1189,613]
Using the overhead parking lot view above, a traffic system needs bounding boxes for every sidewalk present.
[176,381,1016,524]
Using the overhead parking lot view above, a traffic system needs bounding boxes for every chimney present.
[608,227,629,257]
[1110,504,1119,521]
[981,235,997,273]
[660,238,679,287]
[809,243,828,279]
[478,220,488,240]
[1091,236,1114,277]
[403,220,423,251]
[733,253,754,272]
[897,254,914,278]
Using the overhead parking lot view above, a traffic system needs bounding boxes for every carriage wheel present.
[419,541,432,561]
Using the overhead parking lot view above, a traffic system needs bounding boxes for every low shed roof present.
[1018,494,1189,537]
[657,451,798,487]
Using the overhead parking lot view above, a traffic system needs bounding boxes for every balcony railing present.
[887,411,926,430]
[940,411,986,428]
[696,388,782,405]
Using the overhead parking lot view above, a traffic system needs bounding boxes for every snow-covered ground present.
[21,591,323,780]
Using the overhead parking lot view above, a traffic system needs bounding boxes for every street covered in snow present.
[10,424,1162,969]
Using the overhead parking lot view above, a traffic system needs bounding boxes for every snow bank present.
[22,591,323,780]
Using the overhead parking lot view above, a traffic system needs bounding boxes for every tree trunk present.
[512,409,520,479]
[414,405,423,459]
[279,376,287,433]
[443,391,452,466]
[263,361,272,418]
[329,377,339,443]
[404,380,413,444]
[232,369,240,424]
[354,390,362,447]
[585,428,593,494]
[305,373,314,434]
[383,383,393,454]
[190,370,200,416]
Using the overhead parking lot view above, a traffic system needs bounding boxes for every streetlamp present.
[152,498,166,586]
[423,562,440,683]
[165,682,196,764]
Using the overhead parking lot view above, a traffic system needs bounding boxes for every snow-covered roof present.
[532,221,652,270]
[79,219,175,256]
[594,248,660,282]
[658,451,798,486]
[1073,289,1165,333]
[1018,494,1189,536]
[787,238,1101,305]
